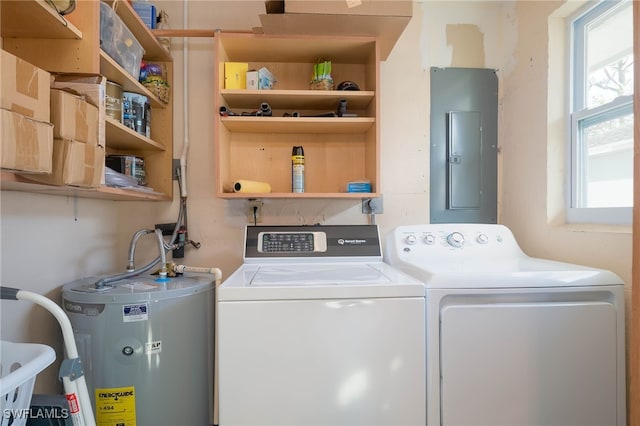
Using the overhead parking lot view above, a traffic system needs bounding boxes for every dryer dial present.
[476,234,489,244]
[405,234,417,245]
[446,232,465,248]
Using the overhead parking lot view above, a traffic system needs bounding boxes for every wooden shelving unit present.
[105,117,165,151]
[1,172,167,201]
[99,51,166,107]
[220,89,375,110]
[220,117,375,134]
[0,0,82,39]
[214,33,380,199]
[1,0,173,201]
[218,191,377,200]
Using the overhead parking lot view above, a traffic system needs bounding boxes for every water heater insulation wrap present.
[62,274,215,426]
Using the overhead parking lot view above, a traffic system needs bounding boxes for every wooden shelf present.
[92,185,169,201]
[1,0,82,40]
[1,0,174,202]
[214,33,380,199]
[105,118,166,151]
[221,117,375,133]
[99,51,167,108]
[1,172,170,201]
[258,13,410,61]
[221,89,375,110]
[217,191,379,199]
[220,34,376,63]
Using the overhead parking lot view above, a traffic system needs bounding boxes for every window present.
[568,0,633,224]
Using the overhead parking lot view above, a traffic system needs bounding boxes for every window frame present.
[566,0,633,225]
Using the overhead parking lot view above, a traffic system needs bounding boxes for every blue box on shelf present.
[132,2,157,30]
[346,181,372,193]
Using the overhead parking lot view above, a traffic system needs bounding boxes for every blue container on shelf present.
[346,181,372,193]
[132,2,157,30]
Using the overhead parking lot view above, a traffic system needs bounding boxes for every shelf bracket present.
[362,195,383,215]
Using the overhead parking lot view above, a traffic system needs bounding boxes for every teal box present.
[347,182,372,193]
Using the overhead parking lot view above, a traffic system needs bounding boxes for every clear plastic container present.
[99,2,145,80]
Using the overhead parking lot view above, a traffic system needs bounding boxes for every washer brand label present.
[145,340,162,355]
[337,238,367,245]
[96,386,136,425]
[122,303,148,323]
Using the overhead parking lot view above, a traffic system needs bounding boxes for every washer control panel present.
[246,225,383,259]
[258,232,327,253]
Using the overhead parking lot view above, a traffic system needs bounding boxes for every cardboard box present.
[24,139,105,188]
[0,108,53,173]
[225,62,249,89]
[50,89,99,145]
[51,74,106,148]
[0,49,50,122]
[247,67,277,90]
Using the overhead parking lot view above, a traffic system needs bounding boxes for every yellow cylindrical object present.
[233,179,272,193]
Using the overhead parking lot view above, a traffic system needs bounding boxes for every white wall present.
[500,0,632,285]
[0,0,631,393]
[0,192,123,391]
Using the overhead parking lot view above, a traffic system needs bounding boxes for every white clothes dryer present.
[218,225,426,426]
[385,223,626,426]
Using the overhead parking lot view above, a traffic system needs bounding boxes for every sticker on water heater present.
[122,303,148,322]
[145,340,162,355]
[95,386,136,426]
[121,282,157,291]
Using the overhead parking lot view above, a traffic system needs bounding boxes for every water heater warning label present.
[122,303,148,322]
[95,386,136,426]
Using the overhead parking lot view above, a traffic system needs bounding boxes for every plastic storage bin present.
[99,2,145,80]
[0,341,56,426]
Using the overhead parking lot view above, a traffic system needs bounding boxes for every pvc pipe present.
[173,264,222,285]
[179,0,190,198]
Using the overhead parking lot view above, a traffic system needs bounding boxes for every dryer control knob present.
[424,234,436,245]
[447,232,465,248]
[405,235,417,245]
[476,234,489,244]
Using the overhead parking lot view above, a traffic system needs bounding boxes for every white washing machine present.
[218,225,426,426]
[385,224,626,426]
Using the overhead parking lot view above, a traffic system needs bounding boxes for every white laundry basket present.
[0,340,55,426]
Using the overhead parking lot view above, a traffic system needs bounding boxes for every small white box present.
[246,67,276,90]
[246,70,258,90]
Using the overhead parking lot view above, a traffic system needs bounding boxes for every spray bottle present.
[292,146,305,193]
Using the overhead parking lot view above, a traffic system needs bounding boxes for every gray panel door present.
[430,67,497,223]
